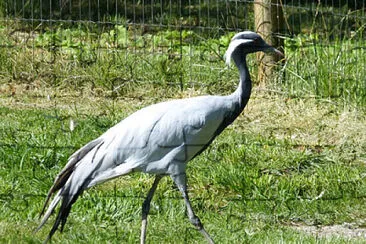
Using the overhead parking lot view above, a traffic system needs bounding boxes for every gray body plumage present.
[37,31,283,243]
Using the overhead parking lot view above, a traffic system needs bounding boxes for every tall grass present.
[0,22,365,106]
[279,34,366,106]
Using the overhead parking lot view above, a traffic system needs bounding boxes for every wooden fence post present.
[254,0,284,85]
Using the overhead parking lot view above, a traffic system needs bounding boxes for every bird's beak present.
[265,46,284,58]
[272,47,284,58]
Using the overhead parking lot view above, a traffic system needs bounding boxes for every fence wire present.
[1,1,365,98]
[0,0,366,242]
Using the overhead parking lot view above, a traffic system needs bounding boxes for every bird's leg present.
[171,173,214,244]
[140,175,162,244]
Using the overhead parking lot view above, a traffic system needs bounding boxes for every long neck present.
[205,51,253,141]
[208,51,252,139]
[231,52,252,110]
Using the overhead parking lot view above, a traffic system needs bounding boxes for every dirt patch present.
[292,223,366,239]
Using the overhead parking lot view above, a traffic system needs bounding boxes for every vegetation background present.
[0,0,365,243]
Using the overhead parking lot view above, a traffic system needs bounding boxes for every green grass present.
[279,34,366,106]
[0,22,365,106]
[1,91,365,243]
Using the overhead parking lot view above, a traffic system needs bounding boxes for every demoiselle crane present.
[36,31,283,243]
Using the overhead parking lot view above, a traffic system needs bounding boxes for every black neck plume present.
[231,50,252,111]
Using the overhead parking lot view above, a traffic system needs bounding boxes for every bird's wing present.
[84,95,232,182]
[133,96,231,172]
[36,103,167,237]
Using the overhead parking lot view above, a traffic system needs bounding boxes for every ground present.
[0,85,366,243]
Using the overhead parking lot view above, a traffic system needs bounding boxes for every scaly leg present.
[140,175,162,244]
[171,173,214,244]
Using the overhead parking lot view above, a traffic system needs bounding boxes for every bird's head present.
[224,31,284,66]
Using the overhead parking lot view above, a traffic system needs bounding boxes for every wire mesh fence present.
[1,0,366,242]
[1,0,365,102]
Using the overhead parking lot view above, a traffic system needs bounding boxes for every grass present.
[1,88,366,243]
[0,20,365,106]
[0,9,365,242]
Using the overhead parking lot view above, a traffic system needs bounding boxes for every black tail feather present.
[44,191,81,242]
[39,138,103,218]
[37,138,105,243]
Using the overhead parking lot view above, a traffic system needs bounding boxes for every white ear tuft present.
[231,31,254,40]
[224,39,251,66]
